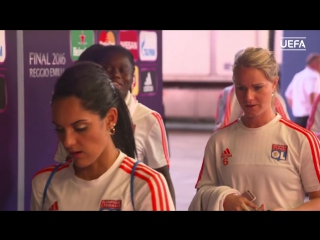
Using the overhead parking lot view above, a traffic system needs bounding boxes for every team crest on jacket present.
[99,200,122,211]
[271,144,288,161]
[221,148,232,166]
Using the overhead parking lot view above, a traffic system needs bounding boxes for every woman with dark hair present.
[31,61,175,211]
[54,44,176,206]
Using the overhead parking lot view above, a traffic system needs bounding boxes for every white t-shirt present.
[285,66,320,117]
[214,85,243,131]
[125,92,170,169]
[54,92,170,169]
[196,114,320,210]
[307,93,320,134]
[31,150,175,211]
[214,85,290,131]
[273,92,290,120]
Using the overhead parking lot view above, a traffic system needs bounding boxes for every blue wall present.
[280,30,320,120]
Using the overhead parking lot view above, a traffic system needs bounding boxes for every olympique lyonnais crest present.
[271,144,288,161]
[99,200,122,211]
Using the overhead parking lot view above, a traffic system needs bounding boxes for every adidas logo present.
[221,148,232,158]
[144,72,152,86]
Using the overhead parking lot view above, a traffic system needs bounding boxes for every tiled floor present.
[167,129,212,211]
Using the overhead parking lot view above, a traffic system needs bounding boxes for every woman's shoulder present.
[119,157,166,183]
[134,104,162,120]
[213,119,239,134]
[32,160,72,184]
[278,117,319,142]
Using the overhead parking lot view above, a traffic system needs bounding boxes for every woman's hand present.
[256,203,265,211]
[223,194,258,211]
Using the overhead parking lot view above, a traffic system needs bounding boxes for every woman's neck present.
[241,108,276,128]
[74,146,120,181]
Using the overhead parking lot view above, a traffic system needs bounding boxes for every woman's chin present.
[73,159,93,169]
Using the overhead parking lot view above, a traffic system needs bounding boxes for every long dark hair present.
[51,61,137,158]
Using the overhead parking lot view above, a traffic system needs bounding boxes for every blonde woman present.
[192,47,320,211]
[213,50,290,132]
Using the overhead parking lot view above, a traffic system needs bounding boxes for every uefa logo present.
[280,37,306,51]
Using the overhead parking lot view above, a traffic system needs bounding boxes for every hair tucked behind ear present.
[51,61,137,158]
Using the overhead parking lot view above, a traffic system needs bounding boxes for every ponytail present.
[111,87,137,159]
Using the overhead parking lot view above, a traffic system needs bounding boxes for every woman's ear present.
[104,107,118,130]
[272,77,279,92]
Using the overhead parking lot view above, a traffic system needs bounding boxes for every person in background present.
[285,53,320,128]
[54,44,176,206]
[190,47,320,211]
[306,93,320,138]
[31,61,175,211]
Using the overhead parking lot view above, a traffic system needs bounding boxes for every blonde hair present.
[232,47,279,84]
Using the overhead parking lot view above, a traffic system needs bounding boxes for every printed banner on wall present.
[0,30,19,210]
[22,30,163,210]
[70,30,95,62]
[23,30,75,210]
[96,30,164,117]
